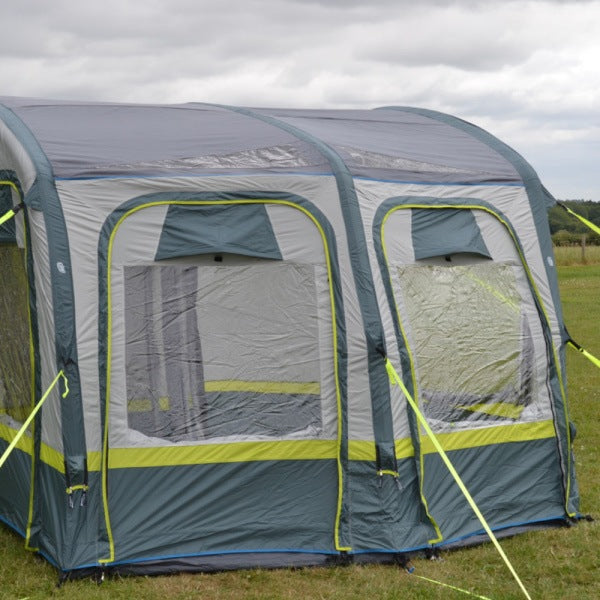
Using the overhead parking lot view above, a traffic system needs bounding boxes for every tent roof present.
[0,97,521,184]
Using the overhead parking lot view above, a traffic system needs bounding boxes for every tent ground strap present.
[383,356,532,600]
[0,201,24,227]
[0,371,69,470]
[558,203,600,236]
[568,340,600,370]
[409,571,493,600]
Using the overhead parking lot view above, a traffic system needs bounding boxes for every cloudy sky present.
[2,0,599,200]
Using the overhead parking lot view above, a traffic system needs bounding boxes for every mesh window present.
[0,245,32,424]
[397,262,535,428]
[124,263,322,442]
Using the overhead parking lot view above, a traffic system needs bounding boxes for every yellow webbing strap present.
[411,573,493,600]
[558,203,600,236]
[0,371,69,470]
[568,340,600,370]
[0,202,24,227]
[384,357,532,600]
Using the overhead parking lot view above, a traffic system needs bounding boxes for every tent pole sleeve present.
[383,356,532,600]
[0,371,68,470]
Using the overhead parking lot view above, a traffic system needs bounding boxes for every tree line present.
[548,199,600,245]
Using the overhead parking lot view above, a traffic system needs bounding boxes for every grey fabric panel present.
[107,459,338,564]
[155,204,282,261]
[261,107,520,184]
[411,208,491,260]
[423,438,566,544]
[1,99,328,178]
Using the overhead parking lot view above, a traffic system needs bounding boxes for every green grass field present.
[1,253,598,600]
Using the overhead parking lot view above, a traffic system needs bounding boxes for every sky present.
[2,0,599,200]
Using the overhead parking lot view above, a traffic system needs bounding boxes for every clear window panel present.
[124,263,323,442]
[396,262,537,429]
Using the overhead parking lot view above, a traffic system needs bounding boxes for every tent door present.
[99,197,345,562]
[376,202,559,537]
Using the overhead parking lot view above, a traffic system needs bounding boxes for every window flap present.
[155,204,282,261]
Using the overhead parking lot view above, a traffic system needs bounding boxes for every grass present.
[0,261,599,600]
[553,244,600,267]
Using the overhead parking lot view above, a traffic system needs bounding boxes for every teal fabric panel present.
[346,457,435,552]
[33,464,102,570]
[0,443,31,537]
[423,438,566,545]
[106,459,338,564]
[411,208,491,260]
[155,204,282,261]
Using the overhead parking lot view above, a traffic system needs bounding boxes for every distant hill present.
[548,199,600,245]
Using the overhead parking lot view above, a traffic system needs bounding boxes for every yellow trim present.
[127,383,320,414]
[0,422,32,455]
[349,421,555,464]
[457,402,525,420]
[419,420,555,454]
[385,358,532,600]
[347,440,377,461]
[0,180,21,199]
[377,469,399,477]
[101,198,348,562]
[381,203,573,518]
[0,372,68,472]
[0,424,68,474]
[127,398,153,413]
[66,484,89,494]
[38,443,67,473]
[204,380,321,395]
[3,419,555,476]
[106,439,337,469]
